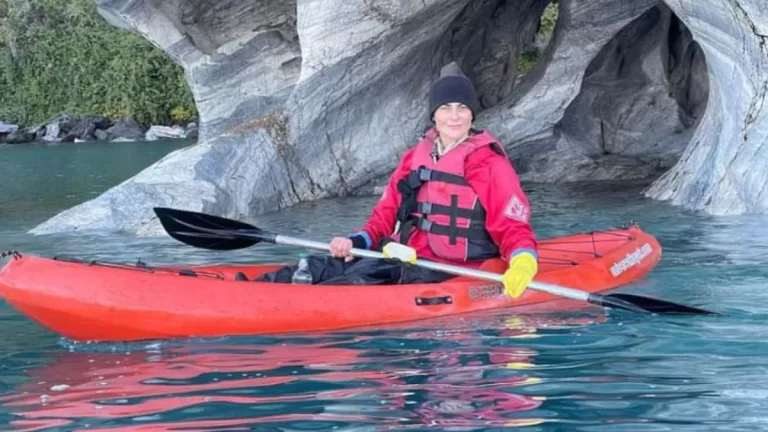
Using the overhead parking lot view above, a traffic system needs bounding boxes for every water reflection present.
[0,313,603,431]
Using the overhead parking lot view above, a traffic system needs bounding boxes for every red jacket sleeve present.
[349,149,415,249]
[465,146,537,261]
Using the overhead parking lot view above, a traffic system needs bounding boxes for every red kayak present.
[0,225,661,342]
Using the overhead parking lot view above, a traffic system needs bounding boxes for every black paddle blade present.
[598,293,717,315]
[153,207,268,251]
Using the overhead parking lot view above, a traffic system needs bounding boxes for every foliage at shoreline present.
[0,0,198,126]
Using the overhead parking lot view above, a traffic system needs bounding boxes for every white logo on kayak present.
[610,243,653,277]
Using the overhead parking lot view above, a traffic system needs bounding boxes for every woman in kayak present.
[326,61,538,298]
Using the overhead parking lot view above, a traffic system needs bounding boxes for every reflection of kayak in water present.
[0,314,601,430]
[1,343,371,421]
[1,342,387,430]
[0,226,660,341]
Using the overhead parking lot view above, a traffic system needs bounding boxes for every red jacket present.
[350,131,537,268]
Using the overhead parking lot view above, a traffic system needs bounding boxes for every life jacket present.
[394,129,501,262]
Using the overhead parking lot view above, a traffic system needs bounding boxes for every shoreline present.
[0,114,199,146]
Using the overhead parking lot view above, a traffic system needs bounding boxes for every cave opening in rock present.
[515,1,559,88]
[554,4,710,181]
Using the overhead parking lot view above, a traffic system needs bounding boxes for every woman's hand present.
[330,237,354,261]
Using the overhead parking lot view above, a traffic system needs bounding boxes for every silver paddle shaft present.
[274,234,591,302]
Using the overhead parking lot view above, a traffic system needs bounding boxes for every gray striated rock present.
[29,0,768,235]
[281,0,467,200]
[483,3,709,182]
[644,0,768,214]
[95,0,301,142]
[480,0,663,180]
[31,121,292,236]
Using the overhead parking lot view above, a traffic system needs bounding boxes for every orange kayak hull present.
[0,225,661,342]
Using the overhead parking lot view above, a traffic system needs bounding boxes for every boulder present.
[5,129,34,144]
[106,116,146,142]
[40,113,78,142]
[145,125,187,140]
[94,129,110,141]
[62,116,110,142]
[0,122,18,134]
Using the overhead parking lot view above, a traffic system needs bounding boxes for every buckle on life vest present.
[418,167,433,182]
[418,202,433,214]
[404,167,431,189]
[416,218,434,232]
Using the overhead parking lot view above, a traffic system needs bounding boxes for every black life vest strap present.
[409,216,494,243]
[400,167,468,191]
[415,201,486,220]
[448,195,459,244]
[421,169,468,186]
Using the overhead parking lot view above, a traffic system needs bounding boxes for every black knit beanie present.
[428,62,479,121]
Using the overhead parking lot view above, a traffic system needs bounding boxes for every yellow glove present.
[502,252,538,298]
[382,242,417,264]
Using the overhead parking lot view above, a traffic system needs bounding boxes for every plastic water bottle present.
[291,252,313,285]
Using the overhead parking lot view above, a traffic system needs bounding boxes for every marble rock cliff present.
[32,0,768,235]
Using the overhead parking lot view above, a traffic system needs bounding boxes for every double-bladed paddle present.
[153,207,716,315]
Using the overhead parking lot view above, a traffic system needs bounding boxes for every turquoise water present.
[1,141,767,431]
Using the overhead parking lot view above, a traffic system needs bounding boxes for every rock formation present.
[30,0,768,235]
[644,1,768,214]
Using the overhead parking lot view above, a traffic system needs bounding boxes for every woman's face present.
[433,103,472,143]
